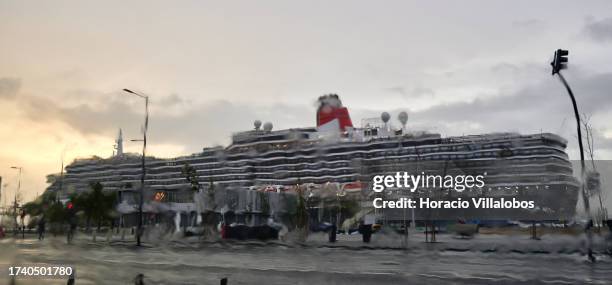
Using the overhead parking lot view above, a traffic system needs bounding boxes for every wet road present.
[1,235,611,285]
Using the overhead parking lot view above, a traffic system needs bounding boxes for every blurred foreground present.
[1,230,611,285]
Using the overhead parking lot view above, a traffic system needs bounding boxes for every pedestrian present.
[38,215,46,240]
[67,272,75,285]
[134,273,145,285]
[67,216,77,243]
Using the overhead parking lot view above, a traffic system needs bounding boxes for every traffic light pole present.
[10,167,22,236]
[556,73,586,166]
[123,89,149,247]
[138,96,148,247]
[555,71,594,261]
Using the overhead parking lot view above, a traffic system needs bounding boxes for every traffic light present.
[551,49,569,75]
[66,201,74,210]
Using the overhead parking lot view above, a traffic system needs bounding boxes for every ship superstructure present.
[46,95,579,226]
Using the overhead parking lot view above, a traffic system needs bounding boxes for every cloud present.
[158,93,183,106]
[417,72,612,132]
[12,66,612,159]
[385,86,407,96]
[14,91,312,154]
[0,77,21,99]
[490,63,521,74]
[385,86,435,99]
[588,129,612,155]
[355,69,612,159]
[412,86,435,98]
[582,17,612,42]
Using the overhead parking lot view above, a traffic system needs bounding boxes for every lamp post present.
[123,89,149,246]
[10,166,22,236]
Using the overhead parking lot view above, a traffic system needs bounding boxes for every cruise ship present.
[46,95,579,228]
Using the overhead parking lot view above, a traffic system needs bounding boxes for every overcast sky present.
[1,0,612,204]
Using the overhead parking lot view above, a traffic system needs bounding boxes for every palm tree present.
[294,185,309,241]
[72,182,116,231]
[181,163,202,233]
[89,182,116,231]
[182,163,200,192]
[22,201,43,217]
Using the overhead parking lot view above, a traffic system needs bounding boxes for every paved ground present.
[1,231,611,284]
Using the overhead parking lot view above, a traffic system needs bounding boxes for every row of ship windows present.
[67,168,359,183]
[65,152,569,181]
[67,161,353,178]
[93,175,360,188]
[371,164,572,177]
[66,142,564,173]
[120,191,194,203]
[73,170,574,189]
[67,158,567,182]
[227,136,563,157]
[191,144,565,164]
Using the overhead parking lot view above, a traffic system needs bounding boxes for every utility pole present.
[550,49,595,262]
[10,166,22,236]
[58,149,66,202]
[123,89,149,247]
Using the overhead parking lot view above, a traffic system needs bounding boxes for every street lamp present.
[10,166,22,237]
[123,88,149,246]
